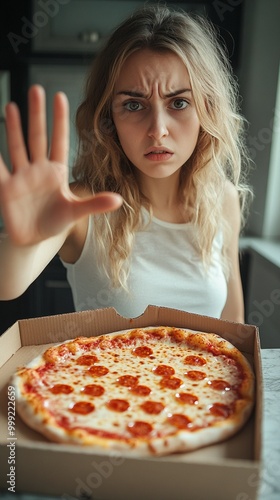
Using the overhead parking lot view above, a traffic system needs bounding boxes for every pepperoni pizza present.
[12,327,255,456]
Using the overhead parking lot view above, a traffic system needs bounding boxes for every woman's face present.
[112,49,200,181]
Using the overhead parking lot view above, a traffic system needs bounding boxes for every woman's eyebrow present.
[115,88,192,98]
[165,88,192,97]
[116,90,146,97]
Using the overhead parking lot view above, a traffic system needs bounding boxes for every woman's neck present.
[137,171,188,223]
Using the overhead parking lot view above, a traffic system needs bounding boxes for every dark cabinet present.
[29,0,243,68]
[245,249,280,349]
[31,0,210,54]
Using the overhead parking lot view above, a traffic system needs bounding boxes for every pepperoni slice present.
[88,365,109,376]
[132,346,153,357]
[117,375,139,387]
[175,392,198,405]
[76,354,98,365]
[50,384,74,394]
[209,403,232,418]
[185,370,206,381]
[153,364,175,376]
[160,376,183,389]
[106,399,129,412]
[127,421,153,436]
[81,384,105,397]
[140,401,165,414]
[168,414,192,429]
[209,380,231,391]
[130,385,151,396]
[70,401,95,414]
[184,355,206,366]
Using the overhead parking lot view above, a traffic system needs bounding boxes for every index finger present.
[49,92,69,165]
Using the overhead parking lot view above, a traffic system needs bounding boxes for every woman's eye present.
[171,99,189,110]
[123,101,144,112]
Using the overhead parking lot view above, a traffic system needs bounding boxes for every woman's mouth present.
[144,150,173,161]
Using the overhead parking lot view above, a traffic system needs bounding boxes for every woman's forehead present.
[114,49,191,96]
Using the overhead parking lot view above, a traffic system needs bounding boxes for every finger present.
[28,85,48,161]
[49,91,69,165]
[5,102,29,172]
[0,153,11,183]
[72,192,123,220]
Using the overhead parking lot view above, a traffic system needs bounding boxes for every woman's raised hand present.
[0,85,122,246]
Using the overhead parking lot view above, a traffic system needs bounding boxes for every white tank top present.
[61,213,227,319]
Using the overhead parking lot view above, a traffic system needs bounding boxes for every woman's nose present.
[147,109,169,140]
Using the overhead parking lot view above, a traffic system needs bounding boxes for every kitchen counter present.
[240,237,280,269]
[259,349,280,500]
[1,349,279,500]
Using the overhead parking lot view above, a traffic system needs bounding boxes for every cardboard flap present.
[18,305,257,354]
[0,322,21,365]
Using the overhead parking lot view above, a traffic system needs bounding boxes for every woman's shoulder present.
[223,181,240,216]
[222,180,241,238]
[223,179,239,199]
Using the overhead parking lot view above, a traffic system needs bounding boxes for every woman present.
[0,5,252,321]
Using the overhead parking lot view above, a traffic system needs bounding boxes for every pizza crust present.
[11,327,255,456]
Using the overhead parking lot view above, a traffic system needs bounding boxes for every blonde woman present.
[0,5,252,322]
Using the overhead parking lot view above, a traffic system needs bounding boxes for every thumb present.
[72,192,123,219]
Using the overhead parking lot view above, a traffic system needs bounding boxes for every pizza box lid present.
[0,305,263,500]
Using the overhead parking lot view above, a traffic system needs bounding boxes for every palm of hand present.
[0,158,72,245]
[0,85,122,246]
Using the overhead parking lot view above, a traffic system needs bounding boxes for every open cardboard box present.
[0,306,262,500]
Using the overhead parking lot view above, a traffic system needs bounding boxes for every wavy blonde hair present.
[73,4,252,289]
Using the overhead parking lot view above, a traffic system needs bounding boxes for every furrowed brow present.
[116,88,192,98]
[165,88,192,97]
[116,90,147,97]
